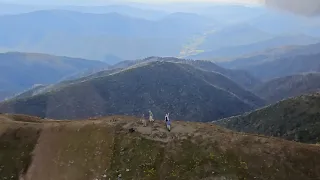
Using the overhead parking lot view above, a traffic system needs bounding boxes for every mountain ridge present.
[253,72,320,103]
[0,52,108,101]
[0,61,264,122]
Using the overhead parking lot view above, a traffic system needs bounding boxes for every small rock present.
[102,174,107,178]
[126,169,130,172]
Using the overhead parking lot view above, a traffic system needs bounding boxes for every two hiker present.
[140,111,171,131]
[141,110,155,127]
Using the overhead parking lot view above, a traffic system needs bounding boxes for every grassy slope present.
[215,93,320,144]
[0,114,320,180]
[0,61,263,122]
[253,73,320,103]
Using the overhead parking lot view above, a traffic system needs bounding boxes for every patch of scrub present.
[108,134,165,180]
[108,133,250,180]
[0,127,40,180]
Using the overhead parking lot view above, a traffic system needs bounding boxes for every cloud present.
[265,0,320,16]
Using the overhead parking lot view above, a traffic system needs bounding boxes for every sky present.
[0,0,262,5]
[1,0,319,16]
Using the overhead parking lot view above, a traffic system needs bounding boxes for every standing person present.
[165,113,171,132]
[141,113,147,127]
[149,110,154,122]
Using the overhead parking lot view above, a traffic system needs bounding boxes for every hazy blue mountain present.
[0,10,213,60]
[0,3,168,19]
[253,73,320,103]
[198,24,273,52]
[0,3,43,15]
[220,42,320,70]
[196,5,268,24]
[0,52,108,101]
[62,4,168,20]
[227,53,320,80]
[103,54,124,65]
[189,34,319,60]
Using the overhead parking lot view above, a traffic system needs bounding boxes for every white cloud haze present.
[265,0,320,16]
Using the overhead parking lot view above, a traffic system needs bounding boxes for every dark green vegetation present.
[1,114,320,180]
[111,57,261,89]
[0,61,265,122]
[215,93,320,144]
[0,126,40,179]
[0,52,108,101]
[253,73,320,103]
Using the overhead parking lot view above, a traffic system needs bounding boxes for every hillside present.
[215,93,320,144]
[0,52,108,101]
[253,73,320,103]
[0,114,320,180]
[0,61,264,122]
[10,85,48,100]
[111,57,261,89]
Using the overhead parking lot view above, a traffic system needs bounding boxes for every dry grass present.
[0,114,319,180]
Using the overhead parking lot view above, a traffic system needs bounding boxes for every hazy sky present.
[1,0,319,16]
[0,0,262,5]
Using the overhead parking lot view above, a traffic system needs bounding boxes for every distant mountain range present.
[0,3,168,20]
[0,52,108,101]
[215,93,320,144]
[0,10,214,60]
[198,24,273,52]
[0,60,265,121]
[1,4,319,62]
[253,73,320,103]
[189,34,319,60]
[219,43,320,80]
[220,43,320,69]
